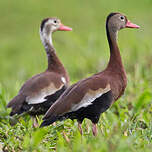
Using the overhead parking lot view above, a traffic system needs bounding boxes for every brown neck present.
[106,23,125,73]
[42,37,68,79]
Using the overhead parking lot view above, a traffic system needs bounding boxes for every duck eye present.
[54,20,57,24]
[120,16,125,21]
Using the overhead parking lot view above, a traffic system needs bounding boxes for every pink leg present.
[92,123,98,136]
[78,122,83,135]
[32,117,39,128]
[63,131,70,143]
[53,122,56,126]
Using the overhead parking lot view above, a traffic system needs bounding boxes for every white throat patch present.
[40,29,53,49]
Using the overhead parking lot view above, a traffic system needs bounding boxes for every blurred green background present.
[0,0,152,95]
[0,0,152,151]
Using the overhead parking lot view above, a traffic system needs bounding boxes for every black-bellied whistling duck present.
[40,12,139,135]
[7,18,72,127]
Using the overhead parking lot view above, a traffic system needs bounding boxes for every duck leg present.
[78,121,83,135]
[53,122,56,126]
[32,116,39,128]
[92,123,98,136]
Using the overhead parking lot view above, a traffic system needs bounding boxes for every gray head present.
[40,17,72,45]
[106,12,140,32]
[40,17,72,33]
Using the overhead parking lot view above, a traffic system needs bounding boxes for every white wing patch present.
[61,77,66,84]
[71,84,111,111]
[26,83,64,104]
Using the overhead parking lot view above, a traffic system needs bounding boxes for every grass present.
[0,0,152,151]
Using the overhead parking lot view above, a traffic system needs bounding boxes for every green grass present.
[0,0,152,151]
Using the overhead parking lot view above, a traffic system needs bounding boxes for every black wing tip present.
[39,120,49,128]
[8,107,26,117]
[6,104,10,108]
[7,100,13,108]
[9,110,20,116]
[40,116,59,128]
[9,112,15,116]
[7,105,16,116]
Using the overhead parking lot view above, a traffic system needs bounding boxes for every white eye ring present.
[120,16,125,21]
[54,20,57,24]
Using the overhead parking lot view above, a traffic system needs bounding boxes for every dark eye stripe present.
[40,18,49,31]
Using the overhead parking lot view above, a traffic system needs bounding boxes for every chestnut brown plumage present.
[7,18,72,126]
[40,13,139,135]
